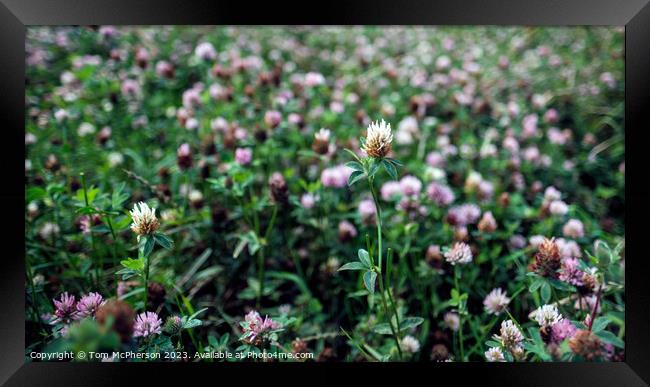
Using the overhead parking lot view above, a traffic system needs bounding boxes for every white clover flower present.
[444,312,460,331]
[549,200,569,216]
[54,108,68,122]
[562,219,585,239]
[485,347,506,362]
[400,335,421,354]
[483,288,511,315]
[544,186,562,201]
[304,72,325,87]
[160,209,176,223]
[25,132,37,145]
[530,304,562,327]
[444,242,473,265]
[39,222,60,239]
[189,189,204,203]
[195,42,216,60]
[77,122,96,137]
[494,320,523,350]
[129,202,160,241]
[362,119,393,158]
[107,152,124,167]
[314,128,331,142]
[27,201,39,217]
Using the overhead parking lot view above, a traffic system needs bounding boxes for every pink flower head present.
[556,238,581,259]
[182,87,202,109]
[264,110,282,129]
[51,292,78,324]
[338,220,358,240]
[304,72,326,87]
[242,310,281,343]
[133,311,162,338]
[358,199,377,219]
[399,175,422,197]
[562,219,585,239]
[321,165,353,188]
[426,151,445,168]
[444,242,473,265]
[177,143,191,157]
[235,148,252,165]
[502,136,519,154]
[550,319,577,343]
[447,203,481,226]
[522,114,538,138]
[120,79,141,99]
[79,215,92,235]
[427,182,455,207]
[477,180,494,201]
[559,257,586,286]
[547,127,567,145]
[600,72,616,89]
[300,193,316,209]
[543,108,559,124]
[155,60,174,77]
[381,181,402,201]
[76,292,105,319]
[195,42,217,60]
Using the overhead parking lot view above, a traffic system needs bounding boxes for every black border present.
[2,0,649,385]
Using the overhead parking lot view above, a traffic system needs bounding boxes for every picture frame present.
[2,0,649,385]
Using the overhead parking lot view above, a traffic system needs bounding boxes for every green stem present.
[105,216,119,296]
[368,177,382,271]
[142,245,150,310]
[378,273,403,360]
[551,286,570,317]
[184,172,190,213]
[505,309,523,332]
[26,257,45,333]
[257,204,278,308]
[368,174,402,360]
[467,316,499,357]
[454,266,465,361]
[81,173,99,287]
[588,282,604,331]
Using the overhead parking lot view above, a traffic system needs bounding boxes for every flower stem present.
[454,266,465,361]
[81,173,99,287]
[105,215,119,295]
[257,204,278,308]
[368,177,383,271]
[368,174,402,360]
[141,244,149,310]
[378,272,403,360]
[588,282,604,331]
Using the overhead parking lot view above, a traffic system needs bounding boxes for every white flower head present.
[485,347,506,362]
[483,288,511,315]
[444,242,473,265]
[530,304,562,327]
[77,122,96,137]
[494,320,523,349]
[362,119,393,158]
[107,152,124,167]
[314,128,331,142]
[549,200,569,216]
[444,312,460,331]
[189,189,204,203]
[400,335,421,354]
[129,202,160,240]
[39,222,60,239]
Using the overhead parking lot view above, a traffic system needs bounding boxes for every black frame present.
[2,0,649,385]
